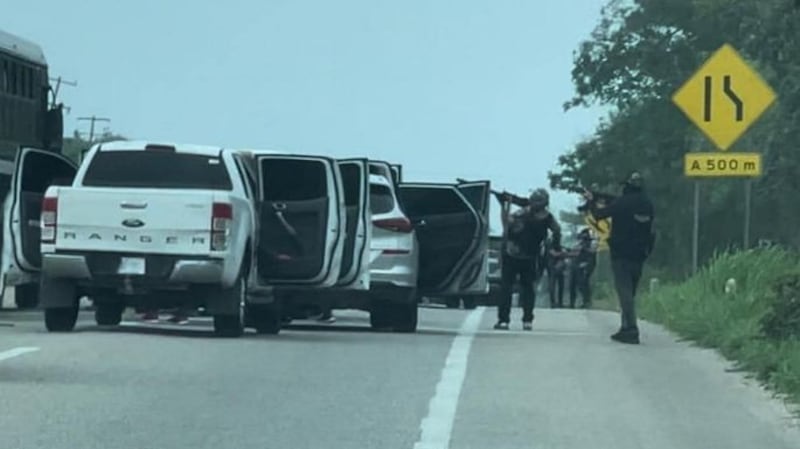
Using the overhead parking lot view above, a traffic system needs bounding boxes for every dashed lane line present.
[0,346,39,362]
[414,306,484,449]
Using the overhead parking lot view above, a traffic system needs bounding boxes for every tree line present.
[548,0,800,279]
[62,130,126,163]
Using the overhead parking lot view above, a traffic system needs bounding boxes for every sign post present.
[672,44,776,267]
[692,181,700,274]
[744,180,752,249]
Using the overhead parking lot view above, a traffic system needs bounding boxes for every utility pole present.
[77,116,111,143]
[49,76,77,108]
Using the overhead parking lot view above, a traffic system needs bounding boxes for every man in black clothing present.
[568,228,597,309]
[495,188,562,331]
[584,172,654,344]
[544,236,566,308]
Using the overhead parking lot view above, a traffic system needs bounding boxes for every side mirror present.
[44,106,64,151]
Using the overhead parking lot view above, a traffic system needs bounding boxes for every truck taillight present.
[211,202,232,251]
[373,217,413,233]
[41,196,58,243]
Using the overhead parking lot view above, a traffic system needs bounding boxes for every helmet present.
[528,188,549,211]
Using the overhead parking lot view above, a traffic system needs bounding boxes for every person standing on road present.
[584,172,654,344]
[568,228,597,309]
[315,304,336,324]
[495,188,561,331]
[544,236,566,308]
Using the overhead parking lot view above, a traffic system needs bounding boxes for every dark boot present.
[611,328,640,345]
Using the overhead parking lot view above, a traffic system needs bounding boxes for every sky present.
[6,0,606,232]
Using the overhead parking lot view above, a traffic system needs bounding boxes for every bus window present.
[1,60,6,93]
[9,63,17,96]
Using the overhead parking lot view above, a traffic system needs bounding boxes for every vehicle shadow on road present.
[284,323,458,337]
[77,322,458,340]
[81,324,221,339]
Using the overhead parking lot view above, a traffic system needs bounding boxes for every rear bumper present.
[42,252,227,291]
[368,249,418,288]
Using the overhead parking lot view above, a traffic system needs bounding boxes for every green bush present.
[640,248,800,405]
[760,273,800,341]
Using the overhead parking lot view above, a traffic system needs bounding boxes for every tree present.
[62,130,127,163]
[550,0,800,277]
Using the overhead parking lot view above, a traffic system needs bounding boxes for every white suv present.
[368,162,491,328]
[366,165,420,331]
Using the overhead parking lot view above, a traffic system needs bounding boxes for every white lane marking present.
[0,346,39,362]
[414,307,484,449]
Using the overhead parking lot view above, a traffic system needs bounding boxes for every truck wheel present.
[463,297,478,310]
[214,315,243,337]
[369,303,392,330]
[213,276,245,338]
[246,303,281,335]
[15,284,39,309]
[44,307,79,332]
[95,303,124,326]
[392,302,418,333]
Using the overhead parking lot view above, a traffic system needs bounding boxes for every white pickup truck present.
[7,142,360,337]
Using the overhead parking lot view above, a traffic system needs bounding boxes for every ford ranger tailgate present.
[54,188,219,256]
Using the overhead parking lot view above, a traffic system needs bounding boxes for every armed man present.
[568,228,597,309]
[543,235,566,308]
[495,188,561,331]
[583,172,655,344]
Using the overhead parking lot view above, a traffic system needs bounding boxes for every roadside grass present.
[639,247,800,407]
[591,281,618,312]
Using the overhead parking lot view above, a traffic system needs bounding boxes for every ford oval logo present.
[122,219,145,228]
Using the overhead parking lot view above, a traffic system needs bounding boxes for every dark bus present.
[0,29,63,161]
[0,29,63,309]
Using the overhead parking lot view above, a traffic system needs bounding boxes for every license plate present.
[118,257,146,275]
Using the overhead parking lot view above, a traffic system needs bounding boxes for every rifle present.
[456,178,529,207]
[575,184,617,213]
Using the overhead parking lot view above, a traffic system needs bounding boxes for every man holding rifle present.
[583,172,655,344]
[493,187,561,331]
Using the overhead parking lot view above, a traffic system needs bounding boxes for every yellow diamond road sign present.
[672,44,776,151]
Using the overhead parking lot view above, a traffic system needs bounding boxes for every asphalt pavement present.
[0,303,798,449]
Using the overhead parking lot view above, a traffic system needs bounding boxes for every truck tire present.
[213,276,245,338]
[392,302,418,333]
[245,303,281,335]
[369,303,392,330]
[95,302,124,326]
[15,284,39,309]
[40,277,79,332]
[44,307,79,332]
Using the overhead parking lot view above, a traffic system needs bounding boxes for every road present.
[0,305,798,449]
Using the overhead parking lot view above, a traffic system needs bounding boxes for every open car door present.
[1,148,77,300]
[397,181,489,297]
[390,164,403,185]
[455,180,491,295]
[253,153,345,287]
[335,158,371,290]
[368,160,396,184]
